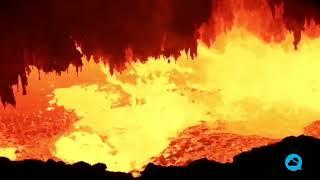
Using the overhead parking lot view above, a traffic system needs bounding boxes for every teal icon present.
[285,153,302,172]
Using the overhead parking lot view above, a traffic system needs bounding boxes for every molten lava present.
[48,27,320,172]
[1,0,320,175]
[154,124,277,166]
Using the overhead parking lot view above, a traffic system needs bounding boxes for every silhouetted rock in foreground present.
[1,135,319,179]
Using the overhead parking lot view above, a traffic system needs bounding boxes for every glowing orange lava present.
[49,27,320,172]
[0,60,106,160]
[1,0,320,175]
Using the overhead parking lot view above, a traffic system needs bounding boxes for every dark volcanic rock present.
[0,135,319,179]
[142,135,319,179]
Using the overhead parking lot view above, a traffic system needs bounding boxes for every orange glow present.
[1,0,320,175]
[154,124,277,166]
[0,60,106,161]
[50,27,320,172]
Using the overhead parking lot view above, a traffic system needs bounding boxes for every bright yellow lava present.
[51,27,320,172]
[0,147,16,160]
